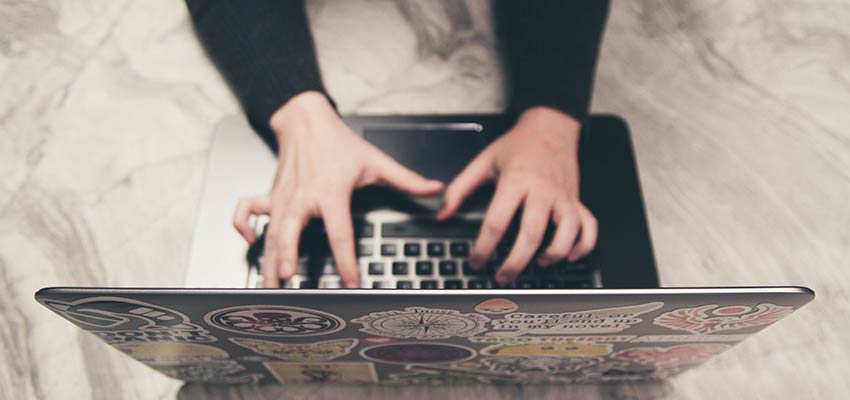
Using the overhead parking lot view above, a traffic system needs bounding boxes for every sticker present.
[480,342,612,357]
[360,342,476,365]
[384,364,518,385]
[612,343,731,368]
[481,356,604,377]
[653,304,793,334]
[116,343,228,363]
[362,337,395,345]
[264,362,378,384]
[40,296,215,344]
[204,305,345,337]
[352,307,489,339]
[632,334,748,343]
[230,338,357,362]
[475,298,519,314]
[571,360,677,383]
[469,335,635,344]
[152,360,262,384]
[487,302,663,337]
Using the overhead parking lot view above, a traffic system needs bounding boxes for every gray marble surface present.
[1,0,849,399]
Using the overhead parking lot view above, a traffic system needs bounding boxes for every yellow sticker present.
[474,298,519,314]
[230,338,358,362]
[116,342,228,363]
[264,362,378,384]
[481,342,613,357]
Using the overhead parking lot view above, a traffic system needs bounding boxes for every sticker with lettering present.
[653,304,793,334]
[487,302,663,337]
[230,338,357,362]
[264,362,378,384]
[40,296,215,344]
[469,335,636,344]
[352,307,489,340]
[204,305,345,337]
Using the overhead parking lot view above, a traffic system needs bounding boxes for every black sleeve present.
[495,0,610,126]
[185,0,332,149]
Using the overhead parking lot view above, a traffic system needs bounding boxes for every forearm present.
[185,0,331,150]
[496,0,610,127]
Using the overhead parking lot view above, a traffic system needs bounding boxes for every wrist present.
[515,106,581,145]
[269,91,337,145]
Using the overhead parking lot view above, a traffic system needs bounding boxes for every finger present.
[321,195,360,288]
[537,203,580,267]
[436,152,493,220]
[233,195,270,244]
[261,223,280,288]
[567,204,598,262]
[469,181,525,269]
[496,194,553,285]
[368,152,444,196]
[273,214,307,283]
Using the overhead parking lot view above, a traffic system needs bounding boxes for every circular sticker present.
[360,342,476,365]
[352,307,489,339]
[474,298,519,314]
[204,305,345,337]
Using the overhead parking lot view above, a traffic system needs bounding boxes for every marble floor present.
[2,0,849,399]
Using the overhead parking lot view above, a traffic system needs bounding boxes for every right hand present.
[232,91,444,288]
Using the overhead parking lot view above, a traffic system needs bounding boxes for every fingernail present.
[279,261,292,277]
[496,274,510,286]
[343,279,359,289]
[537,256,549,267]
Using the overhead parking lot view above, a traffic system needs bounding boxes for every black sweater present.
[186,0,609,148]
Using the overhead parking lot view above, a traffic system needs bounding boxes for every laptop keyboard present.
[246,217,600,289]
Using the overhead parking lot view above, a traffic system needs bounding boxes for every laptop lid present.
[35,286,813,385]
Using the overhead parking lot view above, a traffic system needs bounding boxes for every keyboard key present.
[372,281,389,289]
[320,278,341,288]
[449,242,469,257]
[358,242,373,257]
[299,280,317,289]
[396,281,413,289]
[359,223,374,238]
[415,261,433,276]
[368,262,385,275]
[462,261,483,275]
[518,279,535,289]
[420,280,438,289]
[381,244,397,257]
[392,262,408,275]
[439,260,458,276]
[382,219,479,238]
[403,242,421,257]
[426,242,445,257]
[467,280,486,289]
[444,280,462,289]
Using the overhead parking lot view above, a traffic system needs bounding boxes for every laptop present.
[35,114,814,385]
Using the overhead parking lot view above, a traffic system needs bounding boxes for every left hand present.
[436,106,598,285]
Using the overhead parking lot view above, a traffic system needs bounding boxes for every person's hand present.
[436,106,598,285]
[233,91,444,288]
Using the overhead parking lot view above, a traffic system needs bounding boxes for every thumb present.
[369,153,444,196]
